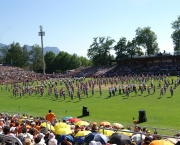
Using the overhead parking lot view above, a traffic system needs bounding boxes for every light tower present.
[38,25,45,75]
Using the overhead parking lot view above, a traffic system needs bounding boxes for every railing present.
[0,134,22,145]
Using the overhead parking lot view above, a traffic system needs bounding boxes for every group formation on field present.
[1,70,179,101]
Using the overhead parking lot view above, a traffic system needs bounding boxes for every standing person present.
[153,85,156,94]
[70,91,74,101]
[108,88,112,97]
[91,88,94,97]
[160,87,164,98]
[99,88,102,97]
[147,86,150,95]
[170,86,174,97]
[45,110,56,123]
[134,86,137,97]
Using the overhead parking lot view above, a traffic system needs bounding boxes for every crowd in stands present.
[0,111,179,145]
[106,62,180,77]
[73,66,114,78]
[0,61,179,83]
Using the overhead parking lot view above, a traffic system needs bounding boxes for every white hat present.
[48,138,57,145]
[48,133,55,139]
[31,122,36,125]
[37,133,45,139]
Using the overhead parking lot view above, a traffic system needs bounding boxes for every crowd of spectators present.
[0,111,179,145]
[73,66,115,78]
[106,62,180,77]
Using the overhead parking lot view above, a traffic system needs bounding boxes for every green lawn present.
[0,76,180,136]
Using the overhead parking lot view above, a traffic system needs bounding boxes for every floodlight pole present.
[38,25,45,75]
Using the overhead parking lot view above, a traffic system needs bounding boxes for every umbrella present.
[75,121,89,126]
[150,140,174,145]
[84,132,99,144]
[99,129,114,137]
[62,116,73,121]
[55,128,72,135]
[68,118,81,123]
[117,129,133,137]
[113,123,124,129]
[75,136,85,144]
[99,121,111,126]
[57,135,74,144]
[165,138,178,145]
[110,133,131,145]
[54,122,68,130]
[75,130,91,137]
[40,122,55,132]
[94,133,109,144]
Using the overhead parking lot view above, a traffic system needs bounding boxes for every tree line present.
[88,16,180,66]
[0,42,91,73]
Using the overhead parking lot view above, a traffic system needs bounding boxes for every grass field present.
[0,76,180,136]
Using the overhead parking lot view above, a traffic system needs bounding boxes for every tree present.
[102,36,115,65]
[29,44,42,72]
[171,16,180,51]
[44,51,56,73]
[22,45,30,68]
[79,56,92,66]
[6,42,23,67]
[0,46,9,64]
[114,37,128,60]
[126,39,144,58]
[53,51,71,72]
[135,27,159,55]
[87,37,115,66]
[69,53,81,70]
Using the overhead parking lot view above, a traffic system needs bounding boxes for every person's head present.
[91,126,98,132]
[48,133,55,140]
[143,128,147,132]
[24,138,33,145]
[3,126,10,135]
[49,110,52,113]
[135,126,141,132]
[31,122,36,126]
[22,128,27,133]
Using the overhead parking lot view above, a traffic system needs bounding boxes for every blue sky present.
[0,0,179,57]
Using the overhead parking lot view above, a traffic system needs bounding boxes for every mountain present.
[44,46,60,55]
[0,43,60,55]
[0,43,6,48]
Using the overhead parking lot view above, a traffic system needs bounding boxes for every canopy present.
[75,130,91,137]
[54,122,69,130]
[55,128,72,135]
[113,123,124,129]
[68,118,81,123]
[110,133,131,145]
[75,121,89,126]
[99,129,114,137]
[99,121,111,126]
[40,122,55,132]
[62,116,73,121]
[150,140,174,145]
[94,133,109,144]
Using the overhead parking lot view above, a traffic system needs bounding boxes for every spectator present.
[45,110,56,123]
